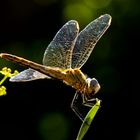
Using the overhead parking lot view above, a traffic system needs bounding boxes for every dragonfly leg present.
[82,94,97,107]
[71,91,84,121]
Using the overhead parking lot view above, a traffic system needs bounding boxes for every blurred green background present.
[0,0,139,140]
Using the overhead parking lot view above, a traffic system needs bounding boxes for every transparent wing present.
[8,21,79,82]
[43,20,79,69]
[10,68,50,82]
[71,14,112,69]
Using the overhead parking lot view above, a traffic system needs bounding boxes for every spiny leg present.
[82,94,97,107]
[71,91,85,121]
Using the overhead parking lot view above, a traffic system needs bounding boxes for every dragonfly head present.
[87,78,100,98]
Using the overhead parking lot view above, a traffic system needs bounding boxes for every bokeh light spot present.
[38,112,70,140]
[63,3,94,24]
[83,0,112,9]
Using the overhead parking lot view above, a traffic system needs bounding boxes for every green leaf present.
[76,98,101,140]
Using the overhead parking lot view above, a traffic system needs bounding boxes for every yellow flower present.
[0,67,19,96]
[0,86,6,96]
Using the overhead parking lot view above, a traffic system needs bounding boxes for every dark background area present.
[0,0,139,140]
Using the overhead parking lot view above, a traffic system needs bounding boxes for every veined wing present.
[43,20,79,69]
[71,14,112,69]
[5,21,79,82]
[10,68,50,82]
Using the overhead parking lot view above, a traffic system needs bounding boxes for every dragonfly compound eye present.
[90,78,100,94]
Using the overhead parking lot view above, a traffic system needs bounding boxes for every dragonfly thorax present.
[63,69,100,97]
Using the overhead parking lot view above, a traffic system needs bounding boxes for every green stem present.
[0,75,8,85]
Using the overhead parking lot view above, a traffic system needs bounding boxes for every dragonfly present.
[0,14,111,120]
